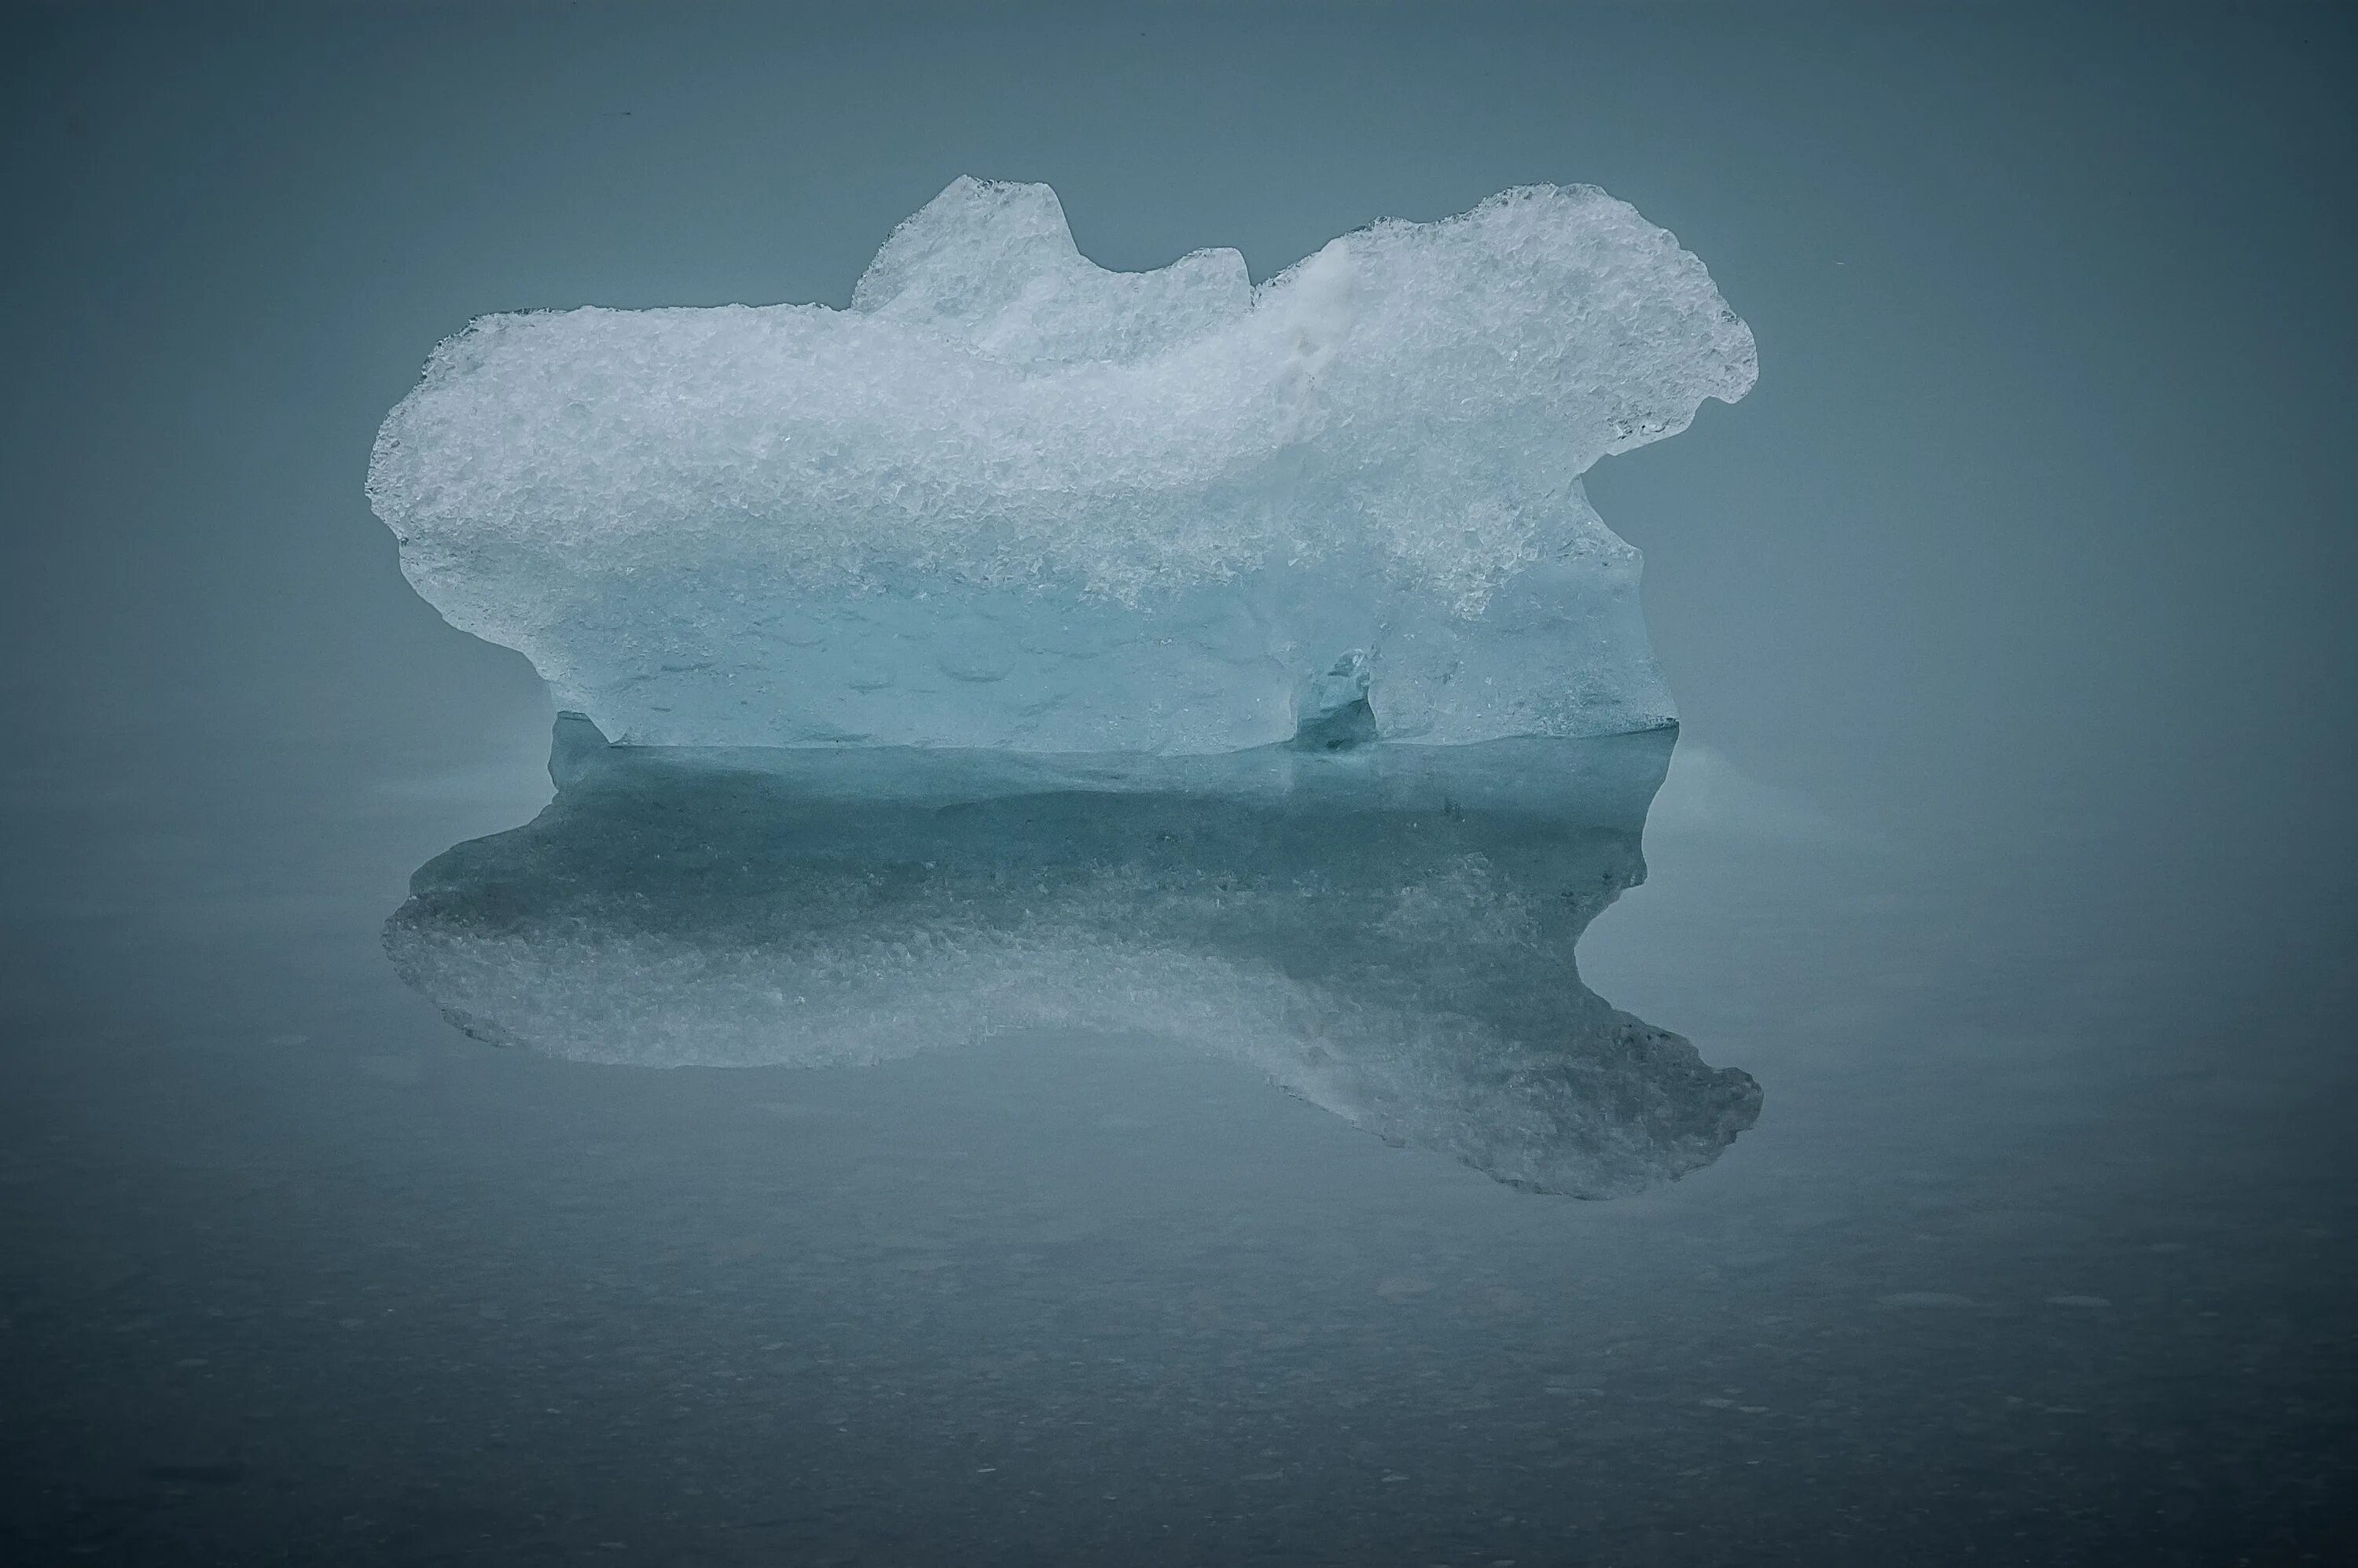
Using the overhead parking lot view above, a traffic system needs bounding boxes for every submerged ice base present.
[370,179,1754,751]
[385,719,1761,1198]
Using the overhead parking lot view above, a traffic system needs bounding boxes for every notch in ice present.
[369,178,1754,752]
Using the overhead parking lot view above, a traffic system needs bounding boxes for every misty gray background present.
[6,0,2352,830]
[3,3,2355,1564]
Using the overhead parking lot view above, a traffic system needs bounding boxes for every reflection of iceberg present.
[385,718,1759,1197]
[368,178,1754,753]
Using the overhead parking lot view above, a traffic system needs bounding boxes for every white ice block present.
[369,178,1754,751]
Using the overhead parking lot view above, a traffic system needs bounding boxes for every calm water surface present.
[3,714,2350,1566]
[5,10,2355,1561]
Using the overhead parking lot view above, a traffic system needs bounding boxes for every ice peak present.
[851,176,1253,365]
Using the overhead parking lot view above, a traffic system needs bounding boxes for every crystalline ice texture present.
[369,178,1754,751]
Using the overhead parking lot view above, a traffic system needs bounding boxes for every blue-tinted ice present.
[375,178,1761,1192]
[369,179,1754,752]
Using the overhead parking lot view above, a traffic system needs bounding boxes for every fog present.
[2,4,2352,1562]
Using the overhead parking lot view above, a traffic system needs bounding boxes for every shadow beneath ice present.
[384,716,1759,1198]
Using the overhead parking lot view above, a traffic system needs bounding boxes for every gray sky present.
[3,1,2351,840]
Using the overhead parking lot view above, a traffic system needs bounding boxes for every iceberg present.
[369,178,1754,751]
[384,718,1761,1198]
